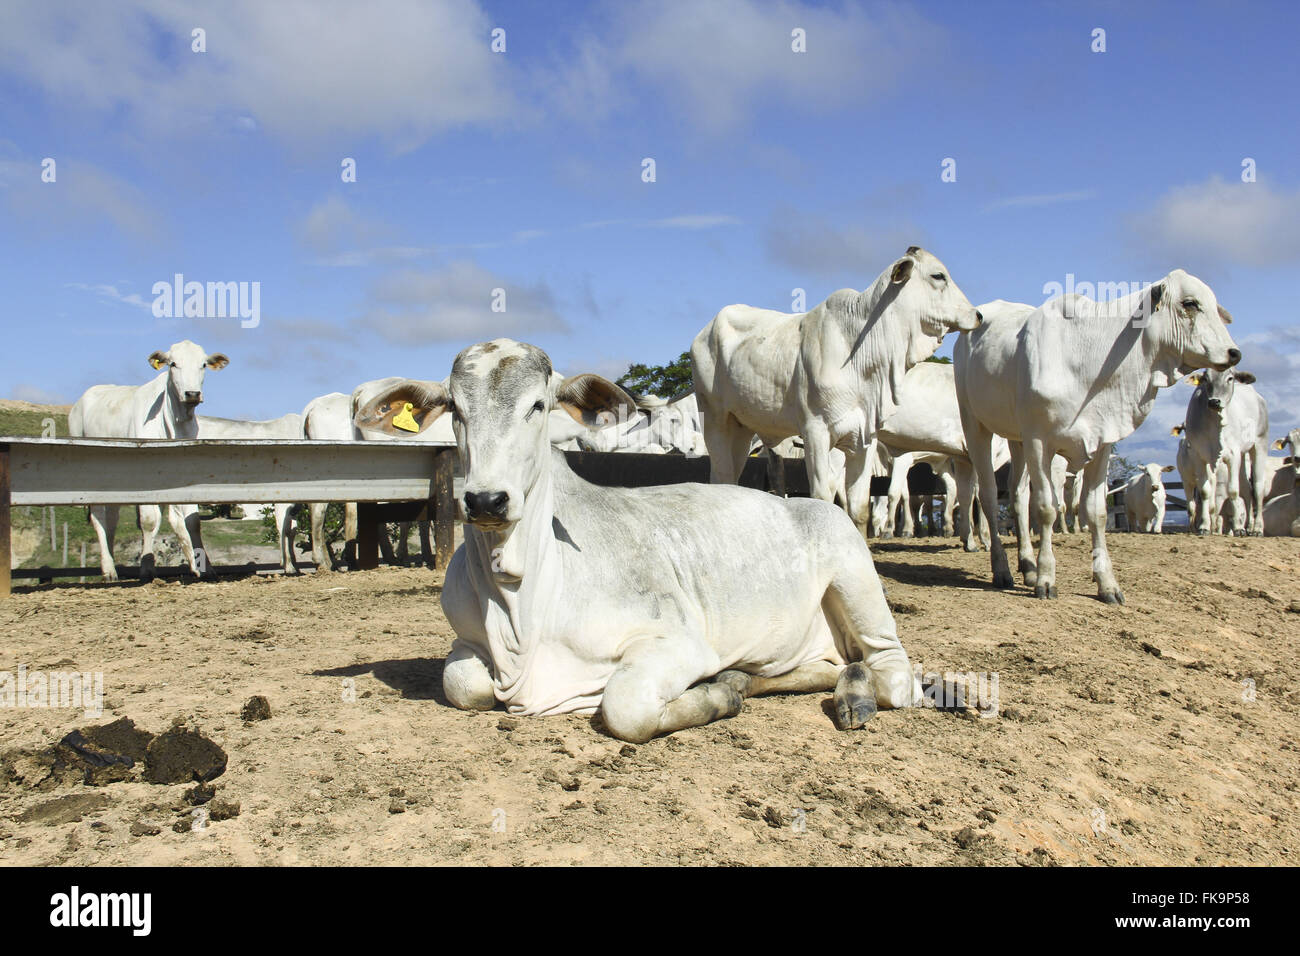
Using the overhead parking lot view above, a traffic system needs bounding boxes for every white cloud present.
[1133,176,1300,269]
[0,0,516,151]
[541,0,944,132]
[764,205,922,278]
[67,282,152,310]
[0,153,162,239]
[358,260,567,344]
[983,190,1094,212]
[9,384,69,405]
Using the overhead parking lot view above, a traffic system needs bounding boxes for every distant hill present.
[0,399,71,438]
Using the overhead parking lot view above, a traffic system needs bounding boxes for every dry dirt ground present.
[1,532,1297,866]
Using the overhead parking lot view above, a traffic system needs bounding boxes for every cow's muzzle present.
[183,391,203,405]
[1207,398,1223,411]
[464,490,510,526]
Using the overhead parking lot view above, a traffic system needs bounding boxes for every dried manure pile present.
[1,533,1296,865]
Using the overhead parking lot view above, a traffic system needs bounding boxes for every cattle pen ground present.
[1,533,1297,866]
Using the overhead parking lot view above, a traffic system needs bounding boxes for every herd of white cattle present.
[60,246,1298,739]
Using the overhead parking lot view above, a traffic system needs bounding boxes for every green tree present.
[923,355,952,364]
[616,351,693,398]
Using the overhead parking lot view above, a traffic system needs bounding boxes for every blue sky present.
[1,0,1297,465]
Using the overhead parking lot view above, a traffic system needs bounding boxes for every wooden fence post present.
[433,448,455,569]
[0,443,10,599]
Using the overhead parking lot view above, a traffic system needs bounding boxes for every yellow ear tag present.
[392,402,420,433]
[150,358,164,370]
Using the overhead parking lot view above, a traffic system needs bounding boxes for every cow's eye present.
[526,400,544,419]
[1181,298,1198,311]
[931,273,946,282]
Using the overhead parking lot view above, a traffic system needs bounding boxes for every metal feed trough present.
[0,437,969,598]
[0,437,456,598]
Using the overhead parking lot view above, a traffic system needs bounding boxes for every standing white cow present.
[873,360,1009,549]
[1109,463,1174,533]
[195,414,304,572]
[955,273,1239,604]
[1182,368,1269,535]
[300,378,455,570]
[67,340,229,581]
[355,340,921,742]
[692,247,982,538]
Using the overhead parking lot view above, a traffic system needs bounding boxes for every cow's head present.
[1147,270,1239,372]
[887,246,982,339]
[1273,428,1300,481]
[148,340,229,417]
[1142,463,1174,501]
[353,340,636,531]
[1189,367,1255,414]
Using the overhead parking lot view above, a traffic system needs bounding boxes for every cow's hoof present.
[833,662,878,730]
[1099,587,1125,605]
[713,670,753,699]
[102,570,119,583]
[963,541,980,553]
[992,570,1015,589]
[1250,530,1263,537]
[1034,583,1058,600]
[710,683,744,720]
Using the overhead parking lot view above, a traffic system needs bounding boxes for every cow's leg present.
[309,503,335,569]
[1008,442,1036,586]
[703,413,753,486]
[138,505,162,581]
[1248,446,1266,536]
[1025,441,1058,599]
[1153,498,1165,534]
[882,456,908,539]
[1082,448,1123,604]
[968,425,1013,587]
[842,446,875,540]
[443,640,497,711]
[1225,454,1245,536]
[275,504,299,574]
[953,459,980,551]
[378,520,398,565]
[714,660,840,699]
[820,545,921,728]
[169,504,204,577]
[802,422,838,505]
[395,522,411,565]
[1195,463,1215,536]
[600,637,737,743]
[938,466,957,538]
[88,506,120,582]
[418,519,433,568]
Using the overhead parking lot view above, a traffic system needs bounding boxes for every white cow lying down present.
[356,339,921,742]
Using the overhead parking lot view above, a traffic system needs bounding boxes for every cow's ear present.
[1233,370,1255,385]
[1147,281,1165,312]
[1217,304,1233,324]
[1170,424,1184,436]
[148,350,169,370]
[890,257,914,284]
[1162,464,1175,472]
[353,379,449,436]
[1187,373,1202,386]
[206,353,230,370]
[1275,438,1289,451]
[555,374,638,428]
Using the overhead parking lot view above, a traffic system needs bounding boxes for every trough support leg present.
[356,503,380,571]
[433,448,455,569]
[0,443,9,600]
